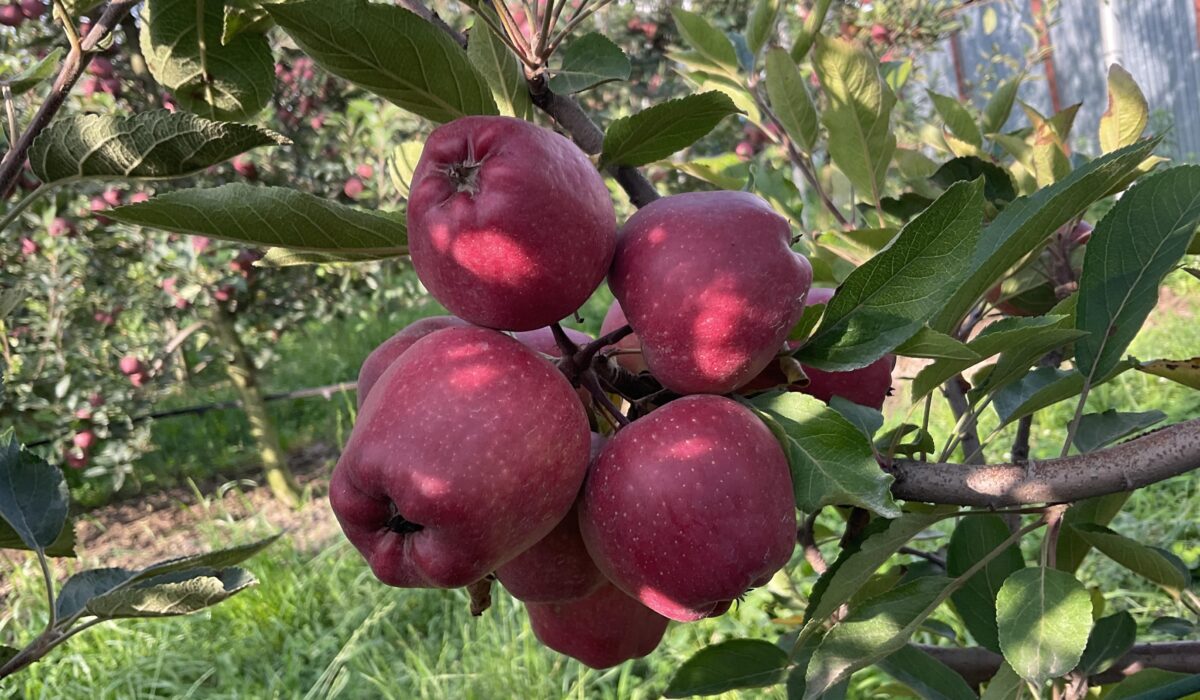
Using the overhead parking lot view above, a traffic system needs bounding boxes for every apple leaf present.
[108,184,408,258]
[812,34,895,204]
[805,577,952,699]
[1134,356,1200,390]
[131,534,279,584]
[929,91,982,148]
[1070,524,1190,593]
[1099,65,1148,154]
[0,436,69,552]
[750,392,900,518]
[930,156,1017,205]
[827,396,883,442]
[930,136,1162,334]
[983,73,1023,135]
[875,645,978,700]
[670,8,738,73]
[86,567,257,618]
[1055,492,1131,573]
[548,32,631,95]
[1148,617,1195,638]
[56,567,137,619]
[797,179,984,371]
[600,91,740,167]
[28,111,286,185]
[468,15,533,119]
[0,514,75,557]
[1075,166,1200,382]
[996,567,1092,683]
[894,327,979,361]
[979,662,1025,700]
[386,140,425,199]
[1078,611,1136,676]
[745,0,780,58]
[5,47,63,96]
[946,514,1025,653]
[805,509,949,625]
[664,639,788,697]
[141,0,274,120]
[1101,670,1200,700]
[266,0,497,123]
[259,249,396,267]
[765,48,819,154]
[1071,410,1165,454]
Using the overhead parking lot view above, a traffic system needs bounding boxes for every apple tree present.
[1,0,1199,697]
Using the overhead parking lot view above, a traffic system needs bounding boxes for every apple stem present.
[582,372,631,428]
[550,322,580,358]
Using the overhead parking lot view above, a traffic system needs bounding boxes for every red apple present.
[355,315,471,408]
[128,371,146,387]
[0,4,24,26]
[128,192,150,204]
[735,140,755,160]
[342,177,364,199]
[599,300,647,374]
[74,408,92,421]
[89,196,112,225]
[118,355,144,376]
[526,582,668,669]
[88,392,105,408]
[330,326,591,588]
[87,55,114,78]
[232,156,258,180]
[608,191,812,394]
[64,447,88,469]
[496,434,607,603]
[47,217,74,237]
[356,163,375,179]
[101,188,123,206]
[192,236,211,254]
[19,0,41,17]
[20,237,38,256]
[579,395,795,621]
[511,326,592,358]
[407,116,616,331]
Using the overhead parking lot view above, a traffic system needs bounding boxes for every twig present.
[798,510,827,574]
[899,546,946,569]
[582,371,630,428]
[1011,415,1032,462]
[0,0,142,200]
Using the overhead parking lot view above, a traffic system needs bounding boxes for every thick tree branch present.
[0,0,141,199]
[915,642,1200,686]
[887,418,1200,506]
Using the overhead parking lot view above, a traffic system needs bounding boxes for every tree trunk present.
[210,306,301,506]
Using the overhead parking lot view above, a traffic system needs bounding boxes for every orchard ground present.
[2,272,1198,699]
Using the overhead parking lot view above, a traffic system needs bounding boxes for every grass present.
[5,273,1198,698]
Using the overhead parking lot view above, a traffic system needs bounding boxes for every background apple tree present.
[1,0,1199,697]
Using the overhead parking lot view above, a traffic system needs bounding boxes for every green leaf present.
[664,639,788,697]
[141,0,274,120]
[751,392,899,518]
[222,4,273,45]
[56,567,136,619]
[798,179,984,371]
[1070,524,1189,593]
[468,17,533,119]
[1028,104,1077,187]
[28,111,286,185]
[87,567,257,618]
[929,92,983,148]
[991,362,1132,426]
[1147,616,1195,637]
[930,137,1162,333]
[670,8,738,73]
[805,577,952,699]
[1077,611,1135,676]
[1099,65,1148,154]
[983,74,1023,135]
[1071,410,1165,454]
[548,32,631,95]
[0,514,75,557]
[995,567,1093,683]
[1055,492,1130,573]
[875,644,979,700]
[266,0,497,123]
[947,515,1025,653]
[806,510,949,624]
[930,156,1017,206]
[1075,165,1200,381]
[813,34,896,204]
[601,91,740,167]
[131,534,279,583]
[5,48,64,96]
[979,662,1026,700]
[0,437,69,552]
[745,0,780,58]
[894,327,979,361]
[1103,669,1198,700]
[259,248,395,267]
[108,184,408,258]
[765,48,819,154]
[828,397,883,442]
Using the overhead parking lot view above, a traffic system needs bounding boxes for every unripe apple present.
[118,354,144,376]
[0,4,24,26]
[408,116,616,331]
[73,429,96,450]
[497,434,607,603]
[608,191,812,394]
[355,315,471,408]
[526,582,668,669]
[580,395,795,621]
[599,300,647,374]
[330,326,591,588]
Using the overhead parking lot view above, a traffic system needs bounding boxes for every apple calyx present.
[446,159,484,195]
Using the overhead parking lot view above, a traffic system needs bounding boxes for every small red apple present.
[73,429,96,450]
[101,188,123,207]
[19,0,42,18]
[525,582,669,669]
[0,4,25,26]
[355,163,375,179]
[128,192,150,204]
[342,177,364,199]
[64,447,88,469]
[47,217,75,237]
[118,355,144,376]
[232,156,258,180]
[88,393,105,408]
[87,55,114,78]
[20,237,38,256]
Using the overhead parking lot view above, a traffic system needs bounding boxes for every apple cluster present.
[331,116,896,668]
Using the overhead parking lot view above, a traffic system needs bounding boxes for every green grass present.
[10,273,1198,698]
